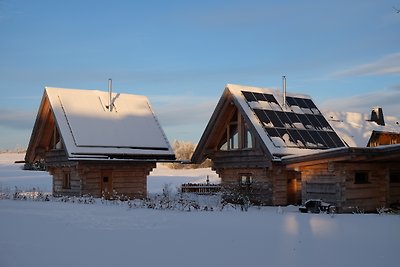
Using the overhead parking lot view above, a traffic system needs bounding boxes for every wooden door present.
[287,171,299,205]
[287,178,298,205]
[101,170,113,199]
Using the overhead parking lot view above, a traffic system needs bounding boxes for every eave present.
[282,144,400,169]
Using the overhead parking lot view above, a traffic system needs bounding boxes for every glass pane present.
[246,130,253,148]
[229,124,239,149]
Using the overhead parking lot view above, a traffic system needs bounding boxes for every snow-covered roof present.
[192,84,350,163]
[325,111,400,147]
[33,87,174,161]
[226,84,346,156]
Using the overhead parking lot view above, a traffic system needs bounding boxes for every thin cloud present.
[390,83,400,91]
[151,95,216,128]
[176,4,276,29]
[332,53,400,78]
[147,95,219,143]
[320,89,400,116]
[0,109,36,130]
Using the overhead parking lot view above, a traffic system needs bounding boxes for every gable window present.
[51,125,62,150]
[354,171,369,184]
[390,171,400,183]
[229,122,239,149]
[219,111,254,150]
[63,173,71,189]
[244,128,254,149]
[390,136,398,145]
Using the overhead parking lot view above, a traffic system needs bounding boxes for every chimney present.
[108,78,112,112]
[370,107,385,126]
[282,75,287,109]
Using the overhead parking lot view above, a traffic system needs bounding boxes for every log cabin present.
[25,87,175,199]
[191,84,400,212]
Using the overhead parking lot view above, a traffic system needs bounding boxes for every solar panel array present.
[241,90,345,150]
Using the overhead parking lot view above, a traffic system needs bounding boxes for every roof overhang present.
[282,144,400,169]
[25,87,176,163]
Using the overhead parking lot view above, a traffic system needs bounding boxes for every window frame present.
[390,171,400,183]
[354,171,369,184]
[62,172,71,189]
[240,173,253,186]
[219,111,255,151]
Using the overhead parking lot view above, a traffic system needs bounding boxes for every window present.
[63,173,71,189]
[51,126,62,150]
[390,171,400,183]
[243,124,254,149]
[219,111,255,150]
[240,174,253,186]
[219,123,238,151]
[229,123,239,149]
[354,171,369,184]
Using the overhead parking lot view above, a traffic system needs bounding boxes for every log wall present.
[49,166,81,197]
[49,161,155,199]
[214,164,299,206]
[299,161,400,212]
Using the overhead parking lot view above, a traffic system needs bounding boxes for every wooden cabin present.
[25,87,175,199]
[368,130,400,147]
[282,146,400,212]
[192,84,400,212]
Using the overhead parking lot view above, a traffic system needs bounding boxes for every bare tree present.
[168,140,212,169]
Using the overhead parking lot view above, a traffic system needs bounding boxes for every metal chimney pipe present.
[108,78,112,112]
[282,76,287,109]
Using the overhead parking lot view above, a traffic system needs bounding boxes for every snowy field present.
[1,153,399,267]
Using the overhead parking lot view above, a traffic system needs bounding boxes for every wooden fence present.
[181,183,222,195]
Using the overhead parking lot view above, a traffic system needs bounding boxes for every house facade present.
[25,87,175,199]
[283,146,400,212]
[192,84,400,212]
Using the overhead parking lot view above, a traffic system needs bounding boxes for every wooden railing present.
[181,183,222,195]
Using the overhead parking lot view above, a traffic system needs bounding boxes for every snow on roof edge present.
[44,86,174,158]
[226,83,345,157]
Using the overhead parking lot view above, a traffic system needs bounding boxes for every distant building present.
[25,87,175,199]
[192,84,400,212]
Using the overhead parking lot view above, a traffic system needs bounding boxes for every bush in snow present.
[23,160,46,171]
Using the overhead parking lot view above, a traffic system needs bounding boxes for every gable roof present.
[192,84,349,163]
[26,87,175,162]
[325,111,400,147]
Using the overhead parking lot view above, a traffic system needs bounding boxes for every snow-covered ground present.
[1,153,399,267]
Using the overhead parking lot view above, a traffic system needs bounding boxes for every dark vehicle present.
[299,199,336,214]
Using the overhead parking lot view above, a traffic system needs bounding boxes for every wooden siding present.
[213,164,299,206]
[300,163,343,208]
[389,183,400,206]
[211,149,270,169]
[25,95,53,162]
[368,132,400,147]
[298,162,400,212]
[271,165,291,206]
[341,163,385,212]
[45,149,69,166]
[50,161,155,199]
[216,167,273,205]
[50,166,81,196]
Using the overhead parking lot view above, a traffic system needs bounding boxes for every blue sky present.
[1,0,399,150]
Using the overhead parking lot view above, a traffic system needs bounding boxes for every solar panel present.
[241,90,345,149]
[242,91,257,102]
